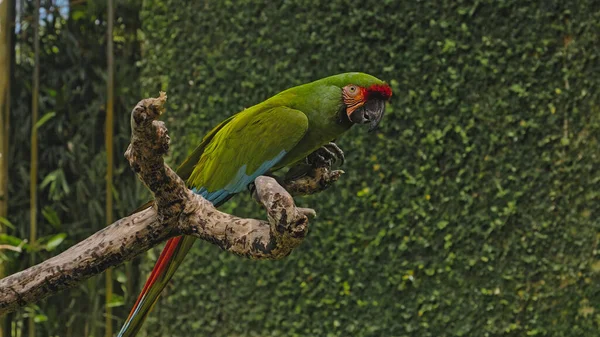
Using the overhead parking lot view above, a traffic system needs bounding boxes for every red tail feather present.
[126,236,183,320]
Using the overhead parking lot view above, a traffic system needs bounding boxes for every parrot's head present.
[342,83,392,131]
[334,73,392,132]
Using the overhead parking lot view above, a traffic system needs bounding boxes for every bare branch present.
[0,93,341,315]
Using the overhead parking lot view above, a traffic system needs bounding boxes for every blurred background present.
[1,0,600,336]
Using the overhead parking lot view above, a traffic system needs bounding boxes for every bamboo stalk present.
[0,0,12,221]
[0,0,14,335]
[105,0,115,336]
[29,0,40,336]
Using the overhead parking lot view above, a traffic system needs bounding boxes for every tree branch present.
[0,93,341,316]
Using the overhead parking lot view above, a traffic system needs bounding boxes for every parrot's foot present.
[248,143,345,199]
[283,143,344,182]
[282,166,345,196]
[305,142,345,169]
[251,165,344,198]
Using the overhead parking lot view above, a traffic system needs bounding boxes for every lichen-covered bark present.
[0,93,340,315]
[0,208,170,315]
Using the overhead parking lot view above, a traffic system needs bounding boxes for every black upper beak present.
[348,99,386,132]
[365,99,386,132]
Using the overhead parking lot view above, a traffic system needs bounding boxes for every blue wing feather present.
[191,149,287,204]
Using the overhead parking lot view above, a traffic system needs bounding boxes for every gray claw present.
[324,142,345,167]
[319,147,336,165]
[305,142,345,169]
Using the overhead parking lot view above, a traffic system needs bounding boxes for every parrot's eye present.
[344,85,360,98]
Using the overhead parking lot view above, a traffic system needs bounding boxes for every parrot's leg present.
[305,142,345,168]
[283,163,311,181]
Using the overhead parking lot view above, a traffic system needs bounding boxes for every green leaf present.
[71,10,85,21]
[34,112,56,129]
[33,314,48,323]
[0,216,15,229]
[0,234,25,246]
[107,294,125,308]
[42,206,62,228]
[437,220,449,230]
[45,233,67,251]
[40,170,58,189]
[116,270,127,284]
[509,84,526,94]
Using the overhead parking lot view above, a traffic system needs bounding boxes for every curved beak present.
[348,99,386,132]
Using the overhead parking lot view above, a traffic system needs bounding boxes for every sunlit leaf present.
[45,233,67,251]
[107,294,125,308]
[34,112,56,129]
[34,314,48,323]
[40,171,58,189]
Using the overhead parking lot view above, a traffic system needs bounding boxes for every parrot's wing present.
[117,106,308,337]
[186,105,309,194]
[175,114,237,181]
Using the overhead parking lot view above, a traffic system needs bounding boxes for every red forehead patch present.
[366,84,392,100]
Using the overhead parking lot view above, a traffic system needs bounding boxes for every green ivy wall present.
[137,1,600,336]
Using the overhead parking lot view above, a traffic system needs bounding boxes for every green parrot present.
[117,72,392,336]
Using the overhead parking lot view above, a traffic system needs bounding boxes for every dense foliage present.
[139,1,600,336]
[4,1,142,335]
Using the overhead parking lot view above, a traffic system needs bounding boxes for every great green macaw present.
[117,72,392,336]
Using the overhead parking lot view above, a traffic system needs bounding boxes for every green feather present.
[187,106,309,192]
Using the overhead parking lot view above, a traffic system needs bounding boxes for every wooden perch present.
[0,92,343,315]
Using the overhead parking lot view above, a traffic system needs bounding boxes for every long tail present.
[117,194,229,336]
[116,234,196,336]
